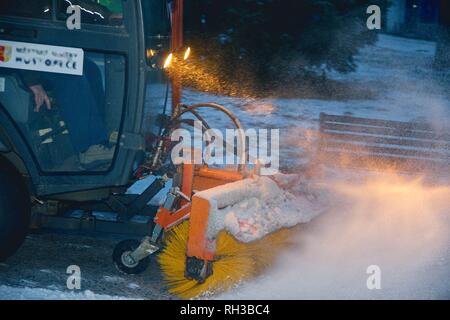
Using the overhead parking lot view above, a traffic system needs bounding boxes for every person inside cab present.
[21,58,114,166]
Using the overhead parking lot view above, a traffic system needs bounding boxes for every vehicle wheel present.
[113,239,151,275]
[0,168,30,262]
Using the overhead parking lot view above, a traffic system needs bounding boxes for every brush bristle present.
[158,221,296,299]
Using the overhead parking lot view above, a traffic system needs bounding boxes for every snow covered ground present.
[0,34,448,300]
[0,286,132,300]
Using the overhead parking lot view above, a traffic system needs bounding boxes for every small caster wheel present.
[113,239,151,275]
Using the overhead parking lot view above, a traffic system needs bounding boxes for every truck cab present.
[0,0,172,259]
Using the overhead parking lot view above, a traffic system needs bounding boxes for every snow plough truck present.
[1,0,449,298]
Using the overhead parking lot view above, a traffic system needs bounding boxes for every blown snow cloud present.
[219,173,450,299]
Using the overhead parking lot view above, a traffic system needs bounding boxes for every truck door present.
[0,0,146,196]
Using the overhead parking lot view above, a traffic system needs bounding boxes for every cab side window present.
[0,49,126,173]
[0,0,52,19]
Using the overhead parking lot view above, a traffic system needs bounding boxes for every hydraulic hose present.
[173,103,248,173]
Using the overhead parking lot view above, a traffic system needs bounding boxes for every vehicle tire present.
[113,239,151,275]
[0,168,30,262]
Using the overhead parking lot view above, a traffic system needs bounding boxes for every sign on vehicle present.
[0,40,84,76]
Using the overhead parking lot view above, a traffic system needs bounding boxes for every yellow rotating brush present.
[158,221,295,299]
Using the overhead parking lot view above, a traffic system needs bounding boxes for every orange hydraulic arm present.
[154,165,245,232]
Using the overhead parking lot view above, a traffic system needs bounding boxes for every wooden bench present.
[318,113,450,175]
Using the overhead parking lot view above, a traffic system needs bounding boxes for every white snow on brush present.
[197,174,328,243]
[0,286,135,300]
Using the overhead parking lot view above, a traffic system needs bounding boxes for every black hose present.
[174,103,244,132]
[173,103,247,173]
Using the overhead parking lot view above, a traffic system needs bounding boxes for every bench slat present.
[320,132,450,150]
[321,141,449,161]
[321,123,450,141]
[320,113,436,132]
[318,150,448,173]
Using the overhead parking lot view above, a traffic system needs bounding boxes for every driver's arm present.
[20,71,51,112]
